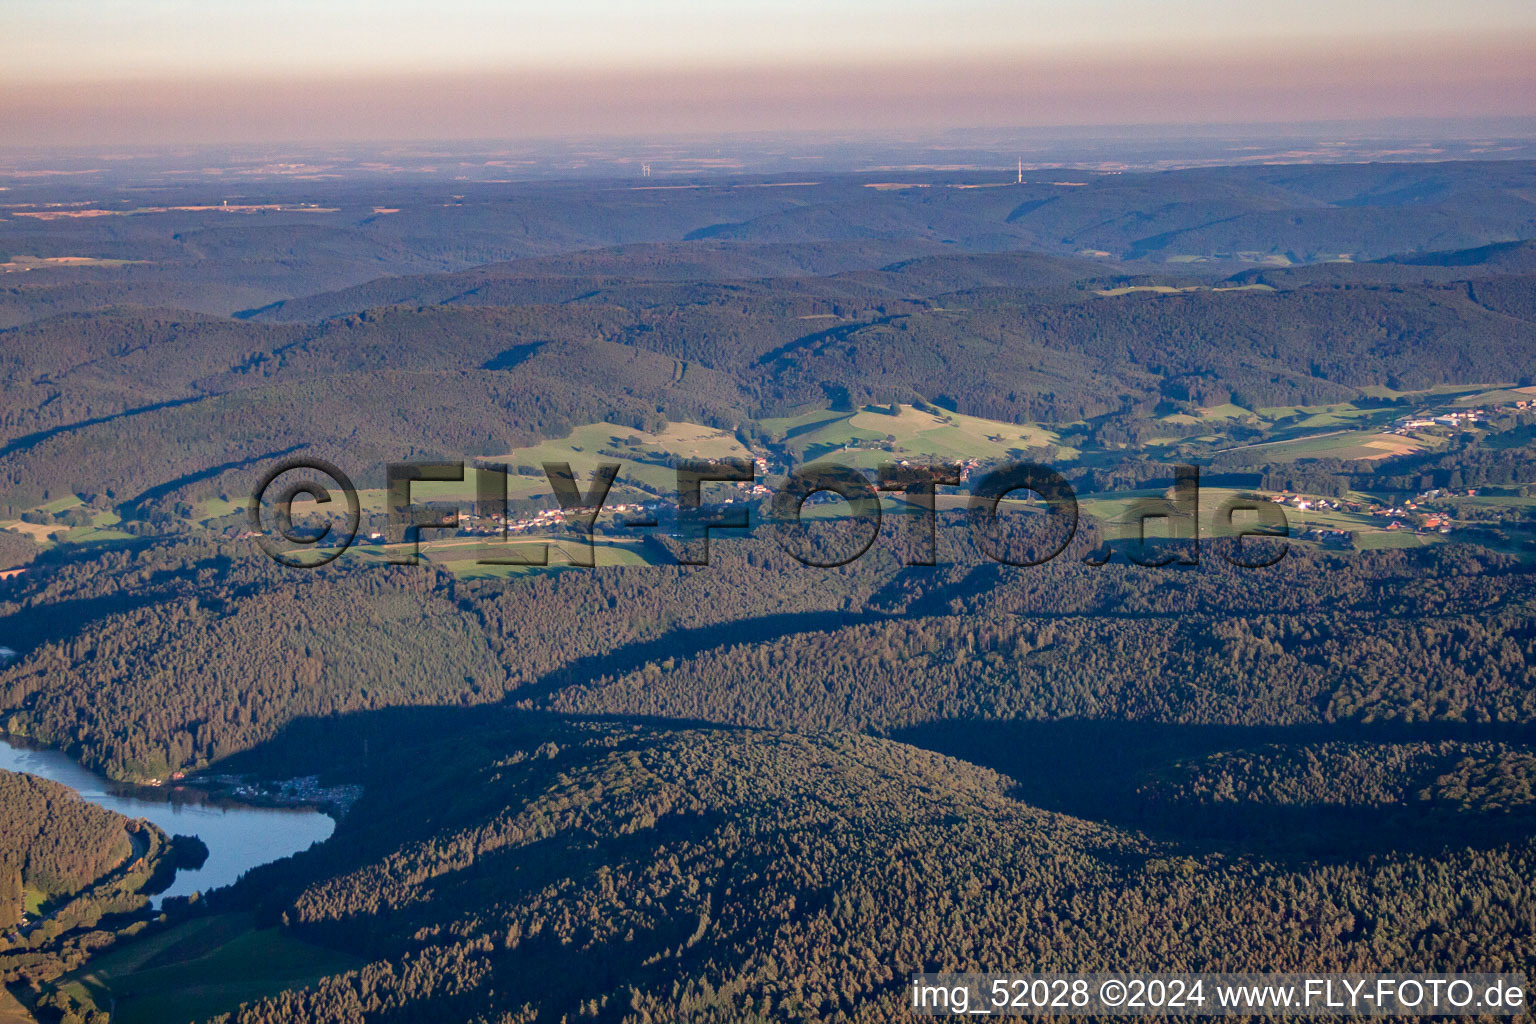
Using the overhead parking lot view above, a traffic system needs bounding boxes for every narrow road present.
[1213,429,1348,453]
[15,825,150,937]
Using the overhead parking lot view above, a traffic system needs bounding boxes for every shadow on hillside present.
[142,704,742,1024]
[0,552,167,655]
[893,717,1536,862]
[216,702,1536,878]
[508,607,896,705]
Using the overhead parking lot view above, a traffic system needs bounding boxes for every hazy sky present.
[4,0,1535,146]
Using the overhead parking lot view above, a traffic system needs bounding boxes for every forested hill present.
[3,159,1534,329]
[0,769,132,927]
[1,157,1535,1023]
[3,160,1536,517]
[5,256,1536,514]
[3,531,1532,785]
[210,713,1536,1024]
[236,247,1125,323]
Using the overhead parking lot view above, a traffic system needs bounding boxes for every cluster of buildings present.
[1365,503,1456,534]
[1413,488,1477,502]
[1394,409,1483,432]
[1391,397,1534,437]
[203,774,364,815]
[452,503,654,537]
[1265,491,1459,538]
[1268,493,1354,513]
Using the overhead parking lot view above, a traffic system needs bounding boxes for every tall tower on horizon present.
[1017,159,1023,184]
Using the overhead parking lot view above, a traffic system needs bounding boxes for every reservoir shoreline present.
[0,732,336,903]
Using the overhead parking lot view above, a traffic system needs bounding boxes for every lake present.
[0,734,334,903]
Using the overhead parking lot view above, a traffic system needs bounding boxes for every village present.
[1258,482,1505,549]
[1389,396,1536,436]
[183,773,364,817]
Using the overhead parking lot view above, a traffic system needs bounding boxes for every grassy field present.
[60,510,130,544]
[0,521,61,544]
[347,420,751,510]
[349,470,552,515]
[3,499,124,547]
[1456,494,1536,508]
[1356,382,1490,401]
[48,387,1536,567]
[1093,283,1274,297]
[0,255,142,271]
[1217,428,1441,463]
[1160,398,1404,436]
[1285,407,1382,429]
[763,404,1071,466]
[757,407,848,437]
[60,913,360,1024]
[1160,403,1259,426]
[1077,486,1429,550]
[1138,379,1536,470]
[33,495,83,515]
[1353,530,1429,550]
[0,987,36,1024]
[493,420,752,494]
[202,420,754,523]
[194,496,242,520]
[1455,385,1536,406]
[429,536,660,577]
[58,526,135,544]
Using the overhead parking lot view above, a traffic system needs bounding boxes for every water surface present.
[0,735,334,902]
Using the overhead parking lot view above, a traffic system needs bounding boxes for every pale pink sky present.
[3,1,1534,146]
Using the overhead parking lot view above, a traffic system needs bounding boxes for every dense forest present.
[0,769,208,1024]
[1,160,1535,1022]
[201,716,1536,1024]
[4,274,1536,515]
[4,533,1531,782]
[4,164,1536,516]
[0,770,131,928]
